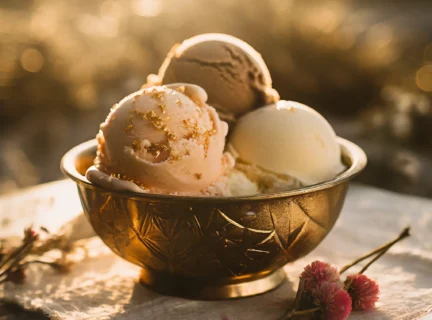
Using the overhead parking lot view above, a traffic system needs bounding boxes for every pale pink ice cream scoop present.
[87,83,233,195]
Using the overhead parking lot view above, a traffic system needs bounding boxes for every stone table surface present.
[0,180,431,320]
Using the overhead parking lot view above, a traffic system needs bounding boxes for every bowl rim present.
[61,138,367,202]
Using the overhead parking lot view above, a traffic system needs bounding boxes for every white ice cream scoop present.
[229,101,345,185]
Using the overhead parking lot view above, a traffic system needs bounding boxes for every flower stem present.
[280,307,321,319]
[22,260,52,267]
[344,227,410,290]
[293,278,305,308]
[0,241,33,279]
[291,307,320,316]
[357,238,399,275]
[340,226,410,274]
[0,243,26,270]
[278,278,305,320]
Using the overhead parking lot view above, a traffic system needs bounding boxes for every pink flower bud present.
[346,274,380,311]
[312,282,352,320]
[300,260,341,291]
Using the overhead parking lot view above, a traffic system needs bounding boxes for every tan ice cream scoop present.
[156,33,279,119]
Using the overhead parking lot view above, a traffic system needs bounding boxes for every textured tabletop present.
[0,180,431,320]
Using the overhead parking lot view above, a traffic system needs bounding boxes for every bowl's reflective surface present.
[62,138,366,299]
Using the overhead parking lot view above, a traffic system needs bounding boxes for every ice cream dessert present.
[86,83,235,196]
[230,101,345,186]
[154,33,279,120]
[86,34,345,197]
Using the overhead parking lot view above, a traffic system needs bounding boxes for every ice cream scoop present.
[229,101,345,185]
[156,33,279,119]
[87,83,233,195]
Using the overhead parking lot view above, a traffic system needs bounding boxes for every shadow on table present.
[120,276,297,320]
[0,300,48,320]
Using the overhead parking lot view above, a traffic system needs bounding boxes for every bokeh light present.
[131,0,162,17]
[20,49,44,73]
[416,65,432,92]
[0,0,432,197]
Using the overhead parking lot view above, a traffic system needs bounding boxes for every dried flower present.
[23,227,38,243]
[40,226,50,234]
[300,261,341,291]
[0,226,73,286]
[346,274,379,311]
[312,282,352,320]
[49,261,72,274]
[281,227,409,320]
[5,266,26,284]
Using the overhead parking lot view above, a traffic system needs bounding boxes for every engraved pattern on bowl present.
[61,138,366,298]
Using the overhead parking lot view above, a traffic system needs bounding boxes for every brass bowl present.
[61,138,366,300]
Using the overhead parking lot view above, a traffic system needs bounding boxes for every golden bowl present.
[61,138,366,300]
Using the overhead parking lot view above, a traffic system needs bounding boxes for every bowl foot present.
[139,268,287,300]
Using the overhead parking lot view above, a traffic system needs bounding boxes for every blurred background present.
[1,0,432,197]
